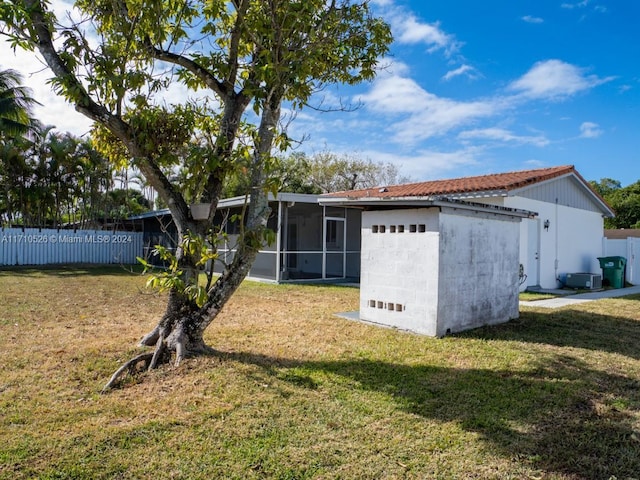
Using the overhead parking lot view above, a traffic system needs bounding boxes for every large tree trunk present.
[19,0,293,391]
[102,215,267,391]
[103,100,278,391]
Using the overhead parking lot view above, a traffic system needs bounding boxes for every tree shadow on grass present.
[218,349,640,479]
[457,305,640,360]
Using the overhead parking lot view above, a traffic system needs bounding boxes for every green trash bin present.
[597,256,627,289]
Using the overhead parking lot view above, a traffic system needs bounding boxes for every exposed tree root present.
[139,326,161,347]
[101,330,217,391]
[103,297,219,391]
[102,352,154,392]
[174,334,186,367]
[148,333,166,370]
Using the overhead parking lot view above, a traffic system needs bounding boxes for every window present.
[326,220,338,244]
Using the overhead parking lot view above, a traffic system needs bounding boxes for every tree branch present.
[22,0,191,229]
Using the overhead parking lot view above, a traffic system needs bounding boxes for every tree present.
[304,151,412,193]
[0,135,32,225]
[1,0,391,389]
[0,123,115,227]
[590,178,640,229]
[99,188,152,219]
[0,67,38,138]
[223,151,321,196]
[604,182,640,229]
[590,178,622,198]
[0,67,40,225]
[224,150,412,196]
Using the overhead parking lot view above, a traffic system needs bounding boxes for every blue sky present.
[2,0,638,186]
[291,0,640,186]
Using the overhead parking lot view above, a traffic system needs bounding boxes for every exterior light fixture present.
[543,219,550,231]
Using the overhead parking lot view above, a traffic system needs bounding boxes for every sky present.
[1,0,639,186]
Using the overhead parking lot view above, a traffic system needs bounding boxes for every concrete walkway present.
[520,285,640,309]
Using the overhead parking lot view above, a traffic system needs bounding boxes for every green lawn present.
[518,291,559,301]
[2,267,640,479]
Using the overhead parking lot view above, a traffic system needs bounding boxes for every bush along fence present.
[0,228,144,266]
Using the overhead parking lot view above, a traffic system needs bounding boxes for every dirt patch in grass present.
[2,267,640,479]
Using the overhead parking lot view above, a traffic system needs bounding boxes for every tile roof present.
[328,165,577,199]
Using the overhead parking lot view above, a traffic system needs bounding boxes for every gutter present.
[319,195,537,219]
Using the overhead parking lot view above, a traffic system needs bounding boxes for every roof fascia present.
[218,192,322,209]
[319,196,536,219]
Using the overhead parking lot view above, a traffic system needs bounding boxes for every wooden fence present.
[0,228,144,266]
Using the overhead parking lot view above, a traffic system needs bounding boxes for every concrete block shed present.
[321,197,534,336]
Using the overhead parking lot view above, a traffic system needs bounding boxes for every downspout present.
[555,197,559,285]
[275,200,282,283]
[342,207,347,279]
[322,205,326,279]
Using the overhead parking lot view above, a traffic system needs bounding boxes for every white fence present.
[0,228,144,266]
[602,237,640,285]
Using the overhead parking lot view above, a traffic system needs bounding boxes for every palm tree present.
[0,68,39,138]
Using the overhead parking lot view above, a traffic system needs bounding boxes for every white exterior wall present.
[436,209,521,336]
[359,208,521,337]
[602,237,640,285]
[359,209,441,336]
[503,197,605,289]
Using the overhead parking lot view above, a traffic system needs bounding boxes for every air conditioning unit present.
[565,273,602,289]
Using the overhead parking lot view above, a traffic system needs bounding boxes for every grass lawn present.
[2,267,640,479]
[518,292,560,301]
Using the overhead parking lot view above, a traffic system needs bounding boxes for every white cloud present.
[0,0,203,136]
[523,159,549,168]
[352,57,614,149]
[442,64,480,81]
[358,73,500,144]
[579,121,603,138]
[357,147,482,180]
[561,0,590,9]
[378,4,461,56]
[357,73,434,114]
[521,15,544,24]
[561,1,607,15]
[458,128,549,146]
[396,17,454,49]
[1,47,93,136]
[0,0,98,135]
[508,59,614,100]
[393,99,498,144]
[370,0,394,6]
[375,57,411,77]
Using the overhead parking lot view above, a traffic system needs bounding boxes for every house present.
[129,193,362,283]
[319,195,534,336]
[132,165,613,292]
[324,165,614,291]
